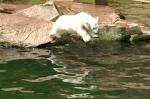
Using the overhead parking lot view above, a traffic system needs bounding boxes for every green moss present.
[129,26,143,35]
[98,26,130,41]
[2,0,46,4]
[95,0,108,5]
[74,0,95,4]
[74,0,108,5]
[28,0,40,4]
[83,0,95,4]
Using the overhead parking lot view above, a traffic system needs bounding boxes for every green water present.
[0,42,150,99]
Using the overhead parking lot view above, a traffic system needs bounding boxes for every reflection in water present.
[0,42,150,99]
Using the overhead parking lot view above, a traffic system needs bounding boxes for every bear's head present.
[83,17,100,38]
[90,17,99,37]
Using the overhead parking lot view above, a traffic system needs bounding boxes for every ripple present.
[67,93,94,98]
[0,69,7,73]
[23,71,89,84]
[1,87,24,91]
[22,75,57,82]
[1,87,34,93]
[121,82,150,89]
[74,85,98,91]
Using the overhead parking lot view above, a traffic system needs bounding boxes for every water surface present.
[0,42,150,99]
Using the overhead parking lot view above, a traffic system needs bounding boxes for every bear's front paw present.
[82,35,91,42]
[91,34,99,38]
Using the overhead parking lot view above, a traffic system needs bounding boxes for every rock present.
[103,13,121,25]
[54,0,115,21]
[129,26,143,35]
[140,26,150,35]
[17,0,59,21]
[0,13,54,47]
[133,0,150,3]
[130,34,150,42]
[0,3,31,14]
[99,26,130,41]
[0,3,16,14]
[74,0,108,5]
[0,1,59,47]
[95,25,149,42]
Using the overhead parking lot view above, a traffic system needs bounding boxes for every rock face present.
[0,1,59,47]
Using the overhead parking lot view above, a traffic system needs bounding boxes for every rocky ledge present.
[0,0,150,47]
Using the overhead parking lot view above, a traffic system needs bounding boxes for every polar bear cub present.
[49,12,99,42]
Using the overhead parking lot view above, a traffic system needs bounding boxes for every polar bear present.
[49,12,100,42]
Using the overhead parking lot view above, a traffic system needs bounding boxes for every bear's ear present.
[95,17,99,22]
[82,22,91,31]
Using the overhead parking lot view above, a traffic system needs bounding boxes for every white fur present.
[49,12,99,42]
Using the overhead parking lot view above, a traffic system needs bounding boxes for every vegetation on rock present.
[0,0,46,4]
[74,0,108,5]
